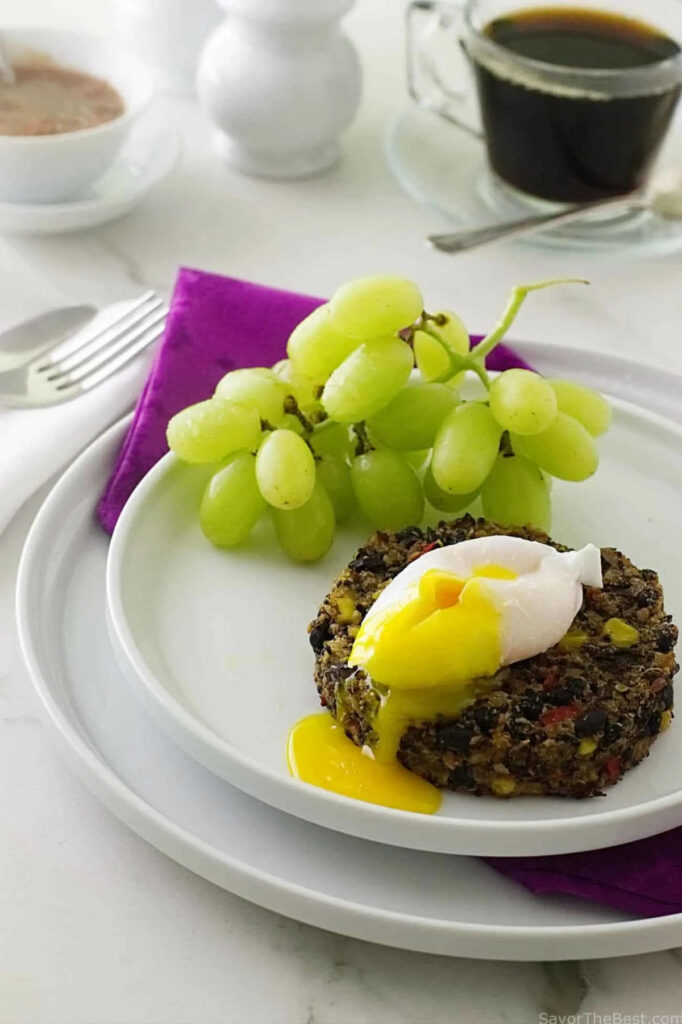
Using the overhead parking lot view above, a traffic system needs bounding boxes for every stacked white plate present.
[17,343,682,959]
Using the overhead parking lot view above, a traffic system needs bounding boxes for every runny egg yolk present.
[287,564,517,814]
[287,713,442,815]
[348,565,516,691]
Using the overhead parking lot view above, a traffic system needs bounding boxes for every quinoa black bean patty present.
[308,516,679,798]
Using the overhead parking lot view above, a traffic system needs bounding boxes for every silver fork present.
[0,291,167,407]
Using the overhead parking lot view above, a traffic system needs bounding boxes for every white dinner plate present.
[16,410,682,959]
[0,108,179,235]
[106,347,682,857]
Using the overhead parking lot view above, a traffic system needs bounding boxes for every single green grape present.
[481,453,551,532]
[511,412,598,481]
[431,310,470,356]
[310,419,351,460]
[431,403,502,494]
[315,454,354,523]
[423,463,479,513]
[322,337,414,423]
[255,429,316,509]
[367,383,458,450]
[166,398,262,464]
[413,330,451,382]
[214,367,289,425]
[413,311,469,382]
[549,379,612,437]
[200,452,266,546]
[351,449,424,530]
[329,275,423,338]
[272,358,320,410]
[273,480,335,562]
[287,304,360,382]
[489,369,558,436]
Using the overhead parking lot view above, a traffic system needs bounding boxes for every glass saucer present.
[385,103,682,256]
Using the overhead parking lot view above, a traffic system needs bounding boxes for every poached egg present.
[348,535,603,690]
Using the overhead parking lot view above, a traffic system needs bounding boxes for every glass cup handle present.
[406,0,483,139]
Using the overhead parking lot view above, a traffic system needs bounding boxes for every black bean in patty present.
[449,765,476,788]
[658,623,678,654]
[348,550,386,573]
[603,720,623,744]
[574,709,608,737]
[309,621,329,653]
[438,723,474,751]
[395,525,424,543]
[516,694,544,721]
[548,687,575,706]
[473,706,498,735]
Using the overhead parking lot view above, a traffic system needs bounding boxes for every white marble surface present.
[2,0,682,1021]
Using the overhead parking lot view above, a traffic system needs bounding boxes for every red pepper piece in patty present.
[407,540,439,563]
[539,704,581,727]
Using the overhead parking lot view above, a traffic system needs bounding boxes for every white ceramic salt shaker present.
[197,0,362,179]
[115,0,222,96]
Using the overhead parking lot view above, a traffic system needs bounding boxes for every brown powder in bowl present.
[0,62,125,136]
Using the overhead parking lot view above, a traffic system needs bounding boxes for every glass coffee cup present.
[407,0,682,205]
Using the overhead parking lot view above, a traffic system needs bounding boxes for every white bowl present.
[0,29,155,203]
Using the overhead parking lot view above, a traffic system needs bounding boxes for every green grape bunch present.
[166,274,611,562]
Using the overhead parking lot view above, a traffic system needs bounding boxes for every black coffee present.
[473,7,681,202]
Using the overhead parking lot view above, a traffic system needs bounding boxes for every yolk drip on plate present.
[288,564,517,815]
[287,713,442,814]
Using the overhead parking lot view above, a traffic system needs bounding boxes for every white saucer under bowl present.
[386,103,682,257]
[0,108,180,235]
[16,411,682,959]
[106,345,682,858]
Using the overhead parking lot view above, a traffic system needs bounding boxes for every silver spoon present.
[427,172,682,254]
[0,36,15,85]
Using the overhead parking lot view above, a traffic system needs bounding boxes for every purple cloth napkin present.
[487,830,682,918]
[98,267,682,920]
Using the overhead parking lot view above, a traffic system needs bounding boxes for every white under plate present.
[106,346,682,857]
[16,409,682,959]
[0,108,179,235]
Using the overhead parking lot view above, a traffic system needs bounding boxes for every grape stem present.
[420,311,448,327]
[414,278,586,390]
[352,421,374,456]
[465,359,490,389]
[474,278,588,362]
[284,394,315,434]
